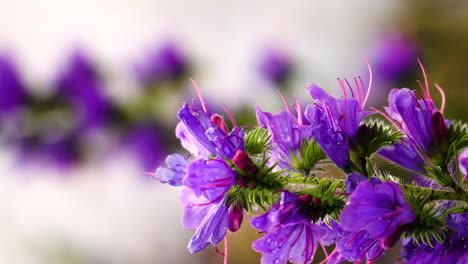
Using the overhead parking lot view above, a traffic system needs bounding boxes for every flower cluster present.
[154,61,467,264]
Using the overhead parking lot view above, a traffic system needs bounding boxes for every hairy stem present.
[284,176,468,203]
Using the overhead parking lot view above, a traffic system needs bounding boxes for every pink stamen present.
[325,103,338,131]
[215,246,225,257]
[361,56,373,109]
[354,77,362,103]
[370,107,401,131]
[277,90,291,113]
[224,235,229,264]
[223,105,237,128]
[414,90,430,111]
[319,248,337,264]
[143,171,160,181]
[409,92,423,109]
[417,80,428,99]
[417,58,432,101]
[338,78,347,99]
[358,76,366,105]
[294,97,303,126]
[434,83,446,113]
[338,78,348,132]
[190,78,207,113]
[345,78,355,98]
[319,241,329,259]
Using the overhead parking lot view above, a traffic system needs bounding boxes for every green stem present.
[284,176,468,203]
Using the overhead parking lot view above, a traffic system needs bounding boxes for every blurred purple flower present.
[134,42,188,85]
[371,33,418,81]
[55,49,112,130]
[340,181,416,249]
[125,123,165,172]
[0,53,28,113]
[257,47,293,85]
[251,191,326,264]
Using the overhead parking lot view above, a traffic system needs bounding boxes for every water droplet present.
[281,133,291,142]
[266,238,271,244]
[274,259,280,264]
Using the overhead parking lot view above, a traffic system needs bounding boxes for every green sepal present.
[290,138,327,176]
[350,119,404,160]
[295,180,347,222]
[243,127,272,155]
[225,156,285,214]
[403,192,447,247]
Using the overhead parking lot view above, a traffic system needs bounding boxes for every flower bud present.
[228,204,243,232]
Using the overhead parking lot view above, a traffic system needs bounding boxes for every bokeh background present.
[0,0,466,263]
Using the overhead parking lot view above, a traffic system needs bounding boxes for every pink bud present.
[211,114,229,133]
[228,204,243,232]
[232,150,257,173]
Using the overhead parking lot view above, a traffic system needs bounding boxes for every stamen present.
[319,241,329,259]
[358,76,366,105]
[417,80,428,99]
[361,56,373,109]
[294,97,303,126]
[339,78,348,132]
[223,105,237,128]
[338,78,347,99]
[416,58,432,101]
[190,78,207,113]
[345,78,355,98]
[319,248,337,264]
[224,235,229,264]
[354,77,361,103]
[414,90,430,111]
[143,171,160,181]
[370,107,401,131]
[325,103,338,131]
[434,83,446,113]
[408,92,423,109]
[277,90,291,113]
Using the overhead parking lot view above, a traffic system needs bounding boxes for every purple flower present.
[257,46,293,85]
[125,123,165,172]
[320,219,384,262]
[154,154,186,186]
[402,214,468,264]
[55,49,112,130]
[304,84,372,169]
[256,106,312,170]
[459,148,468,180]
[370,33,418,81]
[180,158,236,253]
[340,181,416,249]
[251,191,326,264]
[336,230,385,262]
[378,88,451,173]
[344,173,382,193]
[0,53,28,113]
[134,42,188,85]
[177,103,244,159]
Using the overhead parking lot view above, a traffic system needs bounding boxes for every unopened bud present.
[228,204,243,232]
